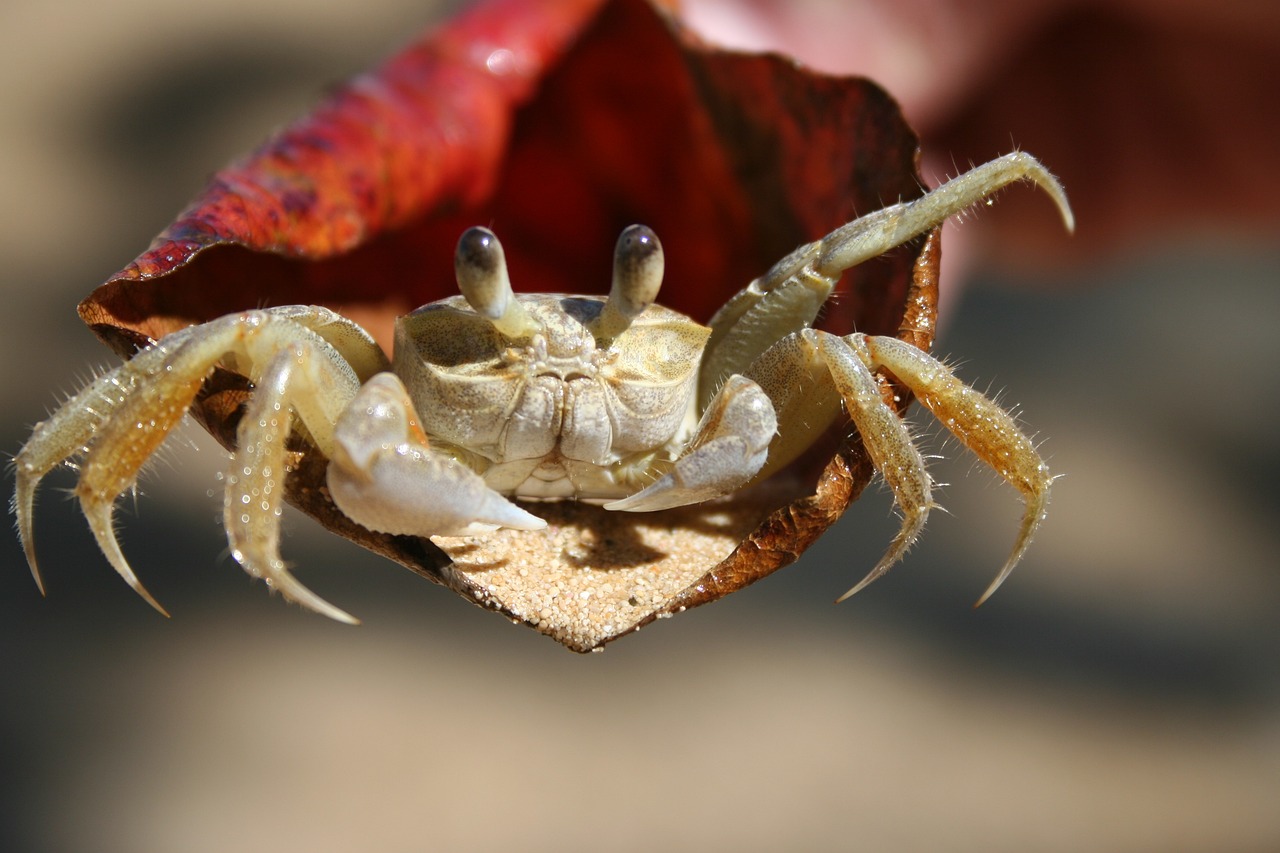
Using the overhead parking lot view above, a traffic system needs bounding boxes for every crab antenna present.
[455,226,537,338]
[593,225,664,341]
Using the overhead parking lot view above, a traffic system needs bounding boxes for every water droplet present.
[485,47,516,76]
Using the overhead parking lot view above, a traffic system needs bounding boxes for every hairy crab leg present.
[14,307,387,615]
[15,330,218,613]
[816,332,934,598]
[811,151,1073,279]
[225,342,363,624]
[700,151,1074,407]
[852,334,1054,605]
[736,326,1050,603]
[13,364,145,596]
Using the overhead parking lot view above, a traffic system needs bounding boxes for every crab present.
[14,152,1071,625]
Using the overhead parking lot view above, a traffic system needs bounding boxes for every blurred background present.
[2,0,1277,850]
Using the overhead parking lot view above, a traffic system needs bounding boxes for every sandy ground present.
[2,1,1277,850]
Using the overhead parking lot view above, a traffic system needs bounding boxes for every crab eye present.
[454,226,537,339]
[594,224,664,341]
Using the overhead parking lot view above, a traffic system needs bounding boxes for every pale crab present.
[14,152,1071,626]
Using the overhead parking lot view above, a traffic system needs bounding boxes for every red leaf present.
[74,0,936,649]
[80,0,922,351]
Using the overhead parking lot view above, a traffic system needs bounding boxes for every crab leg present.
[700,151,1073,407]
[733,327,1049,603]
[13,307,388,617]
[688,330,925,539]
[15,331,228,614]
[14,343,196,613]
[816,333,935,599]
[224,342,363,624]
[853,334,1053,605]
[811,152,1072,278]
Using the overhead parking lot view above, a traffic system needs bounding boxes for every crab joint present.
[455,226,538,339]
[592,224,664,342]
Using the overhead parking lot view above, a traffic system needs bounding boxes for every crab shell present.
[72,0,937,650]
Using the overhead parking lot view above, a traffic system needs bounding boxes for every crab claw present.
[606,375,776,512]
[327,373,546,538]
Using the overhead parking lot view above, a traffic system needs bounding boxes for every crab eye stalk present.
[455,226,537,338]
[593,224,664,341]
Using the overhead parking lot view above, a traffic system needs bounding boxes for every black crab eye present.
[614,224,662,288]
[593,224,664,340]
[455,226,503,301]
[454,226,536,338]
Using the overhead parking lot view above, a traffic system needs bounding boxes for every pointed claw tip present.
[1048,188,1076,235]
[281,579,360,626]
[833,564,883,604]
[476,502,546,533]
[835,572,881,604]
[135,584,172,619]
[506,506,548,531]
[22,543,48,597]
[15,474,45,595]
[973,544,1028,608]
[326,608,361,627]
[972,580,1002,609]
[973,571,1011,609]
[833,584,862,605]
[83,495,173,618]
[295,593,360,626]
[1015,151,1074,234]
[972,489,1047,607]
